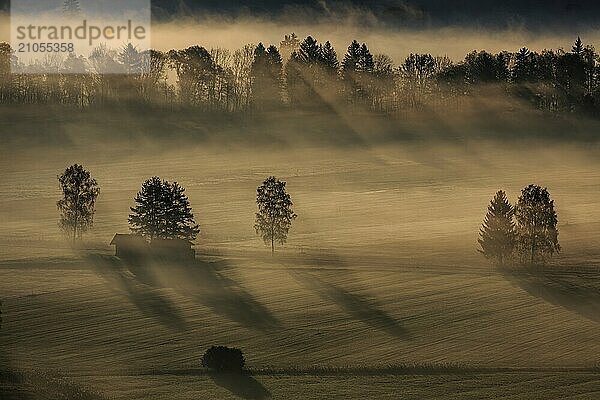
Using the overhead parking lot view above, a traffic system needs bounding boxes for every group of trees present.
[56,165,297,253]
[57,164,565,265]
[2,36,599,114]
[478,185,560,266]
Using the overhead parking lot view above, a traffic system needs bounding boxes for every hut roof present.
[110,234,147,246]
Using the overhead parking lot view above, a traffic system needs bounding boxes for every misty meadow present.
[1,1,600,399]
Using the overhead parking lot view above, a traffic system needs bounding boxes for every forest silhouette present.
[0,36,598,118]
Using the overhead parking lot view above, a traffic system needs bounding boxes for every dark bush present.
[202,346,245,372]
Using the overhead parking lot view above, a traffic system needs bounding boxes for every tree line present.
[1,36,599,115]
[57,165,296,254]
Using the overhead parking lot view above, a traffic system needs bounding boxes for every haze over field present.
[2,121,600,397]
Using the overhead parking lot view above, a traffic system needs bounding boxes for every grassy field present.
[1,141,600,398]
[4,367,600,399]
[89,371,600,400]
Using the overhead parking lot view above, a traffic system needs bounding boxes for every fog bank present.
[2,12,599,62]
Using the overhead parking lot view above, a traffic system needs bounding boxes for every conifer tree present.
[298,36,321,64]
[285,36,324,107]
[266,45,283,72]
[254,176,297,254]
[478,190,516,265]
[320,41,339,73]
[119,43,142,74]
[342,40,362,78]
[251,43,283,108]
[251,43,269,105]
[512,47,533,83]
[341,41,376,103]
[317,41,341,101]
[359,43,375,72]
[252,43,268,72]
[266,45,283,101]
[572,36,584,56]
[285,52,305,105]
[129,177,200,241]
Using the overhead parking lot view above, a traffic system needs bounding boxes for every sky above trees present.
[149,0,599,30]
[2,1,599,29]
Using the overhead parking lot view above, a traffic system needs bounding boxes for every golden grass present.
[1,143,600,398]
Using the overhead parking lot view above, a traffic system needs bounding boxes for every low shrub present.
[202,346,245,372]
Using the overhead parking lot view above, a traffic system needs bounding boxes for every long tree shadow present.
[291,270,410,339]
[153,257,281,332]
[87,254,188,331]
[209,372,271,400]
[501,266,600,323]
